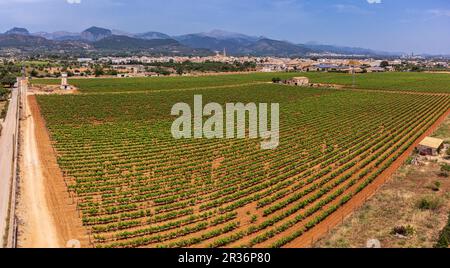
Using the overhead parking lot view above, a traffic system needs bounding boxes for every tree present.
[176,67,184,76]
[380,61,389,68]
[0,88,10,101]
[30,69,39,77]
[1,74,16,88]
[94,68,104,77]
[107,69,118,76]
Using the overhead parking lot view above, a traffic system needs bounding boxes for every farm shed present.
[284,77,310,86]
[417,137,444,156]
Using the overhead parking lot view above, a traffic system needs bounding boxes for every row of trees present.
[144,60,257,75]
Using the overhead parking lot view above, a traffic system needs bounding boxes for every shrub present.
[416,196,443,211]
[0,100,8,119]
[441,164,450,172]
[272,77,281,83]
[391,225,415,237]
[0,88,10,101]
[405,157,414,165]
[435,214,450,248]
[431,181,441,192]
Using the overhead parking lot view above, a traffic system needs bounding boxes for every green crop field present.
[33,71,450,93]
[300,72,450,93]
[32,72,297,93]
[34,73,450,248]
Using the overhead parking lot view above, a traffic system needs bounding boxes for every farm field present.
[300,72,450,93]
[315,113,450,248]
[32,72,450,93]
[33,73,450,248]
[32,72,297,93]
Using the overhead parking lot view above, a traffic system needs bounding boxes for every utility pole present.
[352,65,356,88]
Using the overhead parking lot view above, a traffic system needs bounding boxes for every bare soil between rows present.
[284,107,450,248]
[21,84,450,248]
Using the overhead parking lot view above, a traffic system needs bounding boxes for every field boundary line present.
[334,86,450,96]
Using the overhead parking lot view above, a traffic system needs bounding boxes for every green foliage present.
[431,181,441,192]
[295,72,450,93]
[441,164,450,172]
[435,214,450,248]
[1,74,16,87]
[0,100,8,119]
[380,61,389,68]
[147,60,256,74]
[33,72,297,93]
[416,196,444,211]
[33,72,450,94]
[33,73,450,248]
[94,67,104,77]
[0,88,10,101]
[30,69,39,77]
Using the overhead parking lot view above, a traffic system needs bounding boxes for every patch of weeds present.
[416,196,444,211]
[435,213,450,248]
[427,181,441,192]
[432,181,441,192]
[391,225,416,237]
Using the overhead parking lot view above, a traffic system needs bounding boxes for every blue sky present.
[0,0,449,54]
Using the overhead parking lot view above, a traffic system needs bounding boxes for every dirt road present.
[16,96,60,247]
[0,86,19,247]
[17,96,87,248]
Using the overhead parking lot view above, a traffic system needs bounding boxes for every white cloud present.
[367,0,382,4]
[67,0,81,4]
[427,9,450,17]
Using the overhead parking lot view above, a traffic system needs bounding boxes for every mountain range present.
[0,26,402,57]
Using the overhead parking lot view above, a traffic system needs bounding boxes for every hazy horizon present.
[0,0,449,55]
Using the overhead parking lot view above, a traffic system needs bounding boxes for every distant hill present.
[303,43,400,56]
[93,35,178,50]
[174,34,253,54]
[136,32,171,40]
[5,27,30,36]
[247,39,311,57]
[111,29,135,37]
[81,27,112,42]
[0,34,51,48]
[92,35,210,56]
[197,29,262,42]
[0,26,405,57]
[175,33,311,56]
[34,31,81,41]
[0,34,90,52]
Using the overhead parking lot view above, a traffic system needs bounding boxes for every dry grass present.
[315,115,450,248]
[315,164,450,248]
[433,116,450,142]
